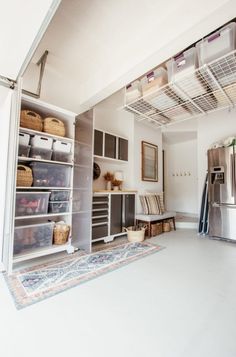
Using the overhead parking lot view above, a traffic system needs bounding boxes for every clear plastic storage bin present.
[48,201,70,213]
[30,162,71,187]
[50,190,70,201]
[125,80,141,103]
[167,47,198,81]
[19,133,30,146]
[52,151,72,163]
[31,135,53,149]
[15,192,50,216]
[14,222,54,255]
[196,22,236,66]
[18,145,30,157]
[166,47,206,98]
[141,67,168,96]
[30,147,52,160]
[53,140,72,153]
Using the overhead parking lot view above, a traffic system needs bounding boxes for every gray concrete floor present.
[0,229,236,357]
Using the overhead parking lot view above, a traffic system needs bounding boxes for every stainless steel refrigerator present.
[208,146,236,240]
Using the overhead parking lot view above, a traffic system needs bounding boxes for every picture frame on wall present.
[141,141,158,182]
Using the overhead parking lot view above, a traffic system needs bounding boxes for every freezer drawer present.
[209,204,236,240]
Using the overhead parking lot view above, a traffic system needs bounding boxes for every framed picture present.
[141,141,158,182]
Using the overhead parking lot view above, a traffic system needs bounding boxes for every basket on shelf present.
[20,110,43,131]
[151,222,163,236]
[44,117,66,137]
[53,223,70,245]
[16,165,33,187]
[163,221,171,233]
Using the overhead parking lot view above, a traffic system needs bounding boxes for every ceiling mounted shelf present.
[124,50,236,128]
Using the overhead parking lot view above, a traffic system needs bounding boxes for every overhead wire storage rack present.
[123,50,236,128]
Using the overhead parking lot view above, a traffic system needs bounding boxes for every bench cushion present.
[136,211,176,222]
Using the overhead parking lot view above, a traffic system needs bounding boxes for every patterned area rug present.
[4,241,164,309]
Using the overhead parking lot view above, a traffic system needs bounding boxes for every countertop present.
[93,189,137,194]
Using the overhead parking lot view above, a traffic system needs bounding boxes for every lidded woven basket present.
[53,223,70,245]
[17,165,33,187]
[44,117,66,137]
[20,110,43,131]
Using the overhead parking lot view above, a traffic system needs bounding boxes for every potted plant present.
[112,179,122,191]
[103,171,114,190]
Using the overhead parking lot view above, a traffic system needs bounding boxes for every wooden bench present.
[136,212,176,238]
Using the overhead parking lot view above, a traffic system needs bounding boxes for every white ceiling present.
[23,0,236,112]
[0,0,59,81]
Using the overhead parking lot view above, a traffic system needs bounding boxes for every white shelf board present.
[124,50,236,128]
[16,186,73,190]
[15,212,71,220]
[18,156,73,166]
[19,127,74,143]
[93,155,128,164]
[13,243,70,263]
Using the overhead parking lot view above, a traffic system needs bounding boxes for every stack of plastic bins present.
[49,190,70,214]
[30,135,53,160]
[125,80,141,104]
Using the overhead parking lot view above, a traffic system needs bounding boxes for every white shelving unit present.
[124,50,236,128]
[10,95,80,268]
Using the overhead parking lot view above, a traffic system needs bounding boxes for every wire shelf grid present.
[124,50,236,127]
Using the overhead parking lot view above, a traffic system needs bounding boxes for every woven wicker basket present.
[53,223,70,245]
[20,110,43,131]
[17,165,33,187]
[151,222,163,236]
[44,117,66,137]
[163,221,171,232]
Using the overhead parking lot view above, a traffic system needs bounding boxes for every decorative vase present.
[113,186,119,191]
[106,181,112,190]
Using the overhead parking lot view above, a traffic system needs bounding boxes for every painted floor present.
[1,229,236,357]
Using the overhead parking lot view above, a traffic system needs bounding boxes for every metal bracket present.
[0,75,16,90]
[22,50,49,98]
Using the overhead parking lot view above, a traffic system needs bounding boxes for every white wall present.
[133,121,163,213]
[0,86,13,265]
[197,107,236,206]
[164,139,198,214]
[93,90,163,214]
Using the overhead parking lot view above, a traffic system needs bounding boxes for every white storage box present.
[166,47,206,98]
[196,22,236,66]
[30,147,52,160]
[31,135,53,149]
[14,222,54,255]
[18,145,30,157]
[125,80,141,103]
[53,140,72,153]
[30,162,71,187]
[15,192,50,216]
[19,132,30,146]
[141,67,168,96]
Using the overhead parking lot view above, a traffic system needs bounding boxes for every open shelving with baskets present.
[7,95,94,271]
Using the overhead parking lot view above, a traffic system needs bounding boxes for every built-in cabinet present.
[92,192,136,243]
[4,95,93,272]
[94,129,128,162]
